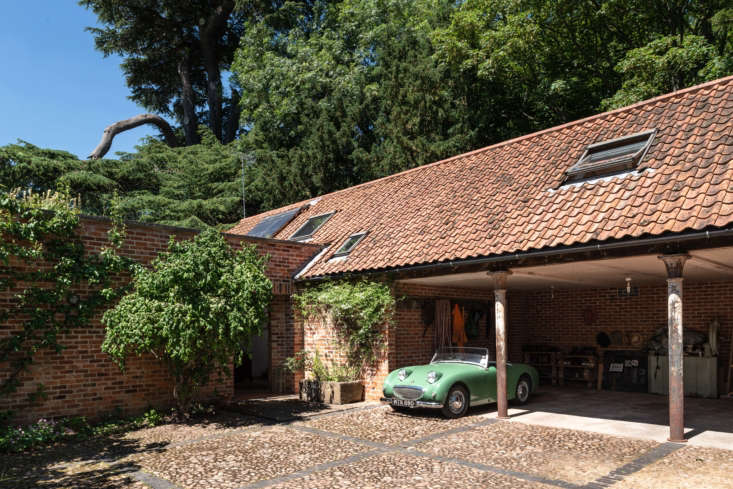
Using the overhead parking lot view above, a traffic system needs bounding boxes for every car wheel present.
[442,384,469,418]
[514,375,532,405]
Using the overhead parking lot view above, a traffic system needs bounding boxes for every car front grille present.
[393,385,423,400]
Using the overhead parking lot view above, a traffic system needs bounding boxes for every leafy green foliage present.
[294,280,396,375]
[232,0,733,212]
[234,0,472,209]
[0,408,165,453]
[80,0,246,144]
[0,188,130,396]
[114,131,245,227]
[284,349,359,382]
[101,229,272,413]
[0,131,245,229]
[602,35,727,110]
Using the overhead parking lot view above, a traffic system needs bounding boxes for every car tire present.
[513,375,532,405]
[442,384,469,418]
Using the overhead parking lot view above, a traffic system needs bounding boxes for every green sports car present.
[381,347,539,418]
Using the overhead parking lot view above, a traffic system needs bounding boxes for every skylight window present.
[333,232,367,257]
[564,130,655,183]
[290,212,334,241]
[247,207,303,238]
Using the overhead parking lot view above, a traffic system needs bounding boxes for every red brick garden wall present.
[0,216,320,423]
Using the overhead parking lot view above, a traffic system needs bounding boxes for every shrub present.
[0,408,167,453]
[102,229,272,414]
[284,350,359,382]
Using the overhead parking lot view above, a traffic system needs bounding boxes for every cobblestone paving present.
[414,420,657,485]
[1,405,731,489]
[301,406,485,444]
[136,426,371,489]
[121,413,264,447]
[267,452,558,489]
[614,445,733,489]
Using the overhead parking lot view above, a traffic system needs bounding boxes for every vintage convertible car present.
[381,347,539,418]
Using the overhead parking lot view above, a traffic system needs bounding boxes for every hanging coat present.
[452,303,468,346]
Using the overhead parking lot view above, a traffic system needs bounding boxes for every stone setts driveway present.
[2,404,732,489]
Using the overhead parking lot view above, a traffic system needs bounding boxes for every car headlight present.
[426,371,440,384]
[398,368,408,381]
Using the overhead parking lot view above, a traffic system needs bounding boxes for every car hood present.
[392,362,486,384]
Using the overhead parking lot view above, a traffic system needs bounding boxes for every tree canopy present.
[80,0,247,148]
[4,0,732,226]
[1,131,244,229]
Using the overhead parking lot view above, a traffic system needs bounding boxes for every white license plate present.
[390,398,416,408]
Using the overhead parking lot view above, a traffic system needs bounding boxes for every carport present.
[398,241,733,443]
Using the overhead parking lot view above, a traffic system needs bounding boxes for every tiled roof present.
[229,77,733,279]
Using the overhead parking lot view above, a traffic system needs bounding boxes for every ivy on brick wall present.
[0,188,130,400]
[294,280,397,374]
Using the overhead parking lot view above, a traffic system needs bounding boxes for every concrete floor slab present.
[480,386,733,450]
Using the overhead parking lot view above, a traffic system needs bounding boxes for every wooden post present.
[490,271,511,419]
[659,254,689,443]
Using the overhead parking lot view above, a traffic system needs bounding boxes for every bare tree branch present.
[88,113,178,159]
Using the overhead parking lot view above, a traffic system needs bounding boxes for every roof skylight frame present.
[246,206,303,239]
[332,232,368,257]
[289,211,335,241]
[563,129,656,184]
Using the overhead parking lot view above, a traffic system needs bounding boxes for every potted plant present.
[284,350,363,404]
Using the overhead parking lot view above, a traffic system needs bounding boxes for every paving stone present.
[301,405,485,444]
[267,452,557,489]
[614,445,733,489]
[414,420,657,485]
[137,426,370,489]
[121,412,264,447]
[2,407,730,489]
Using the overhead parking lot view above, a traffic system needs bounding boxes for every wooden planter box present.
[299,380,363,404]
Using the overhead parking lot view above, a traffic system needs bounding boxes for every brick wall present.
[510,281,733,394]
[1,216,320,423]
[393,283,494,369]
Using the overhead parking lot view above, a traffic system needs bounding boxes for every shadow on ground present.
[0,435,162,489]
[226,398,342,421]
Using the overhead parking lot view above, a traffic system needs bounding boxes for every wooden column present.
[659,254,689,443]
[490,271,511,419]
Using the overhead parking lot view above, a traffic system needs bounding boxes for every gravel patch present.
[614,445,733,489]
[302,406,485,444]
[267,452,557,489]
[138,426,370,489]
[414,421,657,485]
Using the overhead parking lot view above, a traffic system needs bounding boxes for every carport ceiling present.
[399,246,733,290]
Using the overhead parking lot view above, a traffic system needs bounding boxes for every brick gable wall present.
[0,217,320,424]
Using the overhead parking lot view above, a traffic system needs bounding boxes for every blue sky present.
[0,2,162,159]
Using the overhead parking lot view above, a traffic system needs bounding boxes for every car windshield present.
[430,347,489,368]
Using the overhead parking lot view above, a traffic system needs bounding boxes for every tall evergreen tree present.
[80,0,246,156]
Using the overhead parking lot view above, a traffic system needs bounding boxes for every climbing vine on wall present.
[0,188,131,399]
[294,280,397,374]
